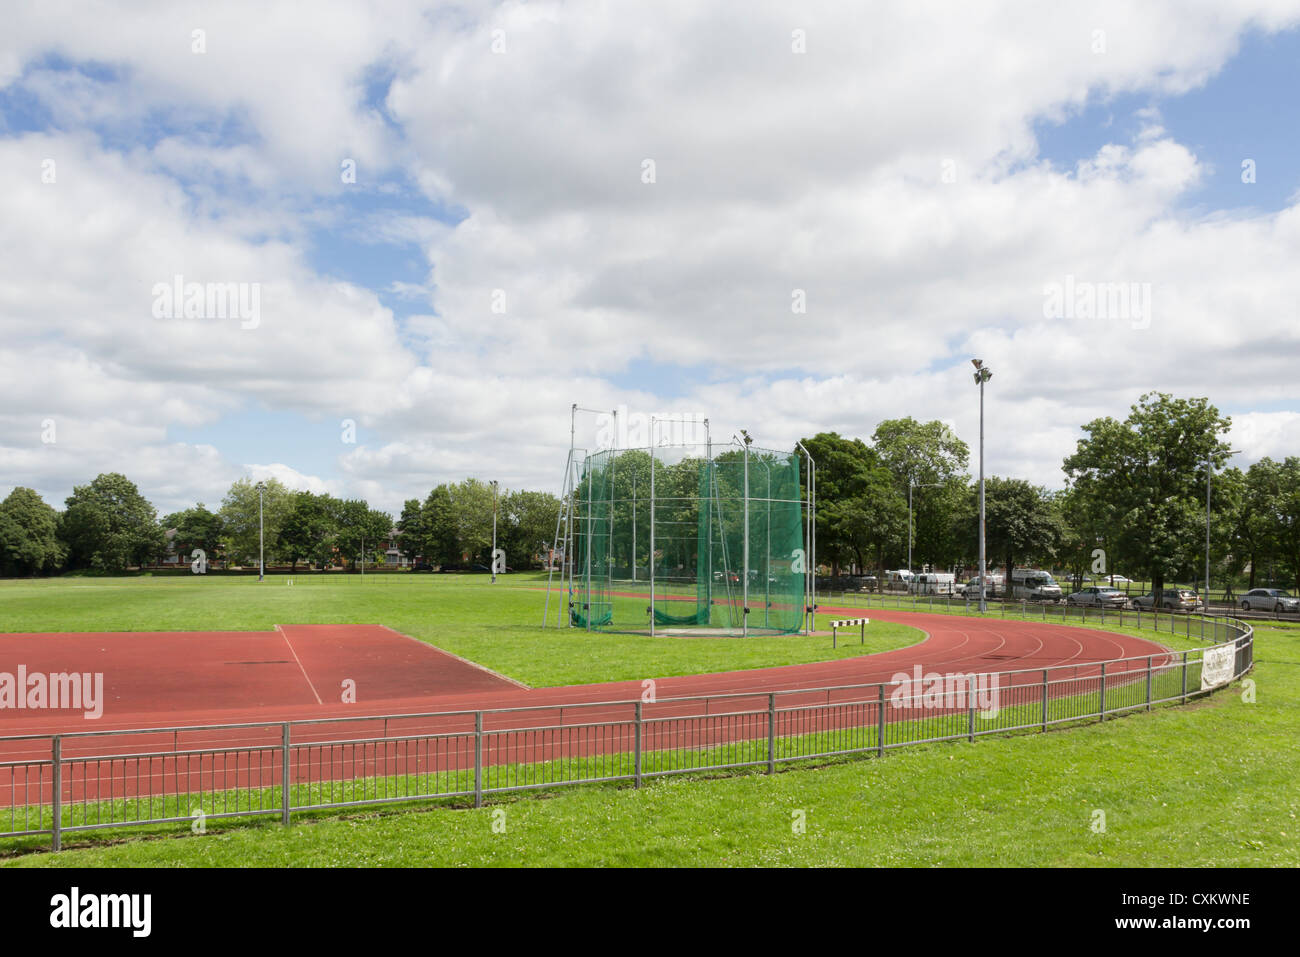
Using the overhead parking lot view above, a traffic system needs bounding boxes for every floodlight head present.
[971,358,983,370]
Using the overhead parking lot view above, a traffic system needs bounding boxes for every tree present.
[218,478,293,566]
[0,487,64,576]
[162,504,224,566]
[971,477,1061,580]
[60,473,165,573]
[1063,393,1231,596]
[870,418,970,570]
[799,433,904,575]
[396,498,428,563]
[279,492,335,570]
[333,499,392,568]
[500,490,561,569]
[422,485,461,566]
[449,479,496,565]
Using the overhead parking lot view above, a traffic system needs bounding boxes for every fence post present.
[1041,669,1048,731]
[1146,655,1153,710]
[634,700,643,787]
[1099,663,1107,721]
[767,693,776,774]
[1181,651,1188,702]
[968,696,975,742]
[281,722,291,826]
[877,683,886,757]
[51,735,61,852]
[474,711,483,808]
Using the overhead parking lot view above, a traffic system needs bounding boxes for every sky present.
[2,0,1300,517]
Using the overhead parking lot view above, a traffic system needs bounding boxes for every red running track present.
[0,611,1174,807]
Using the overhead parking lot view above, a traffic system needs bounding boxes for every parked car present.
[960,575,1002,599]
[1240,588,1300,613]
[1067,586,1128,608]
[1132,588,1202,612]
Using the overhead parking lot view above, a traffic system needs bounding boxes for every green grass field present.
[0,574,1294,867]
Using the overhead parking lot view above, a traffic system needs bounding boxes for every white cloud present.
[1,1,1299,517]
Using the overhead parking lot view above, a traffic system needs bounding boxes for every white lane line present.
[276,625,323,705]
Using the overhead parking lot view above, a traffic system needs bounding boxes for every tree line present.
[807,394,1300,595]
[2,392,1296,589]
[0,474,562,575]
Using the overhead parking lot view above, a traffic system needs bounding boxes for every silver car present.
[1067,586,1128,608]
[1240,588,1300,613]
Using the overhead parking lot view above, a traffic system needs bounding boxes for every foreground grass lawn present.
[0,573,922,687]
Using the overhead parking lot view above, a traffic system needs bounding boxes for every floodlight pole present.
[649,416,656,637]
[491,480,498,584]
[256,480,265,582]
[972,360,992,613]
[631,470,636,583]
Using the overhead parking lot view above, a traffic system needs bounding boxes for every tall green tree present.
[60,473,165,572]
[162,504,224,566]
[799,433,904,575]
[970,477,1061,580]
[422,485,461,565]
[218,477,294,566]
[396,498,428,563]
[500,489,561,569]
[1063,393,1231,595]
[279,491,335,570]
[870,418,970,570]
[0,487,65,576]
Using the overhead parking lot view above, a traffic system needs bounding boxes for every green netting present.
[569,443,806,635]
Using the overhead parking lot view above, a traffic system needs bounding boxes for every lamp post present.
[908,477,943,585]
[1206,448,1242,613]
[491,480,499,584]
[971,360,992,613]
[255,481,265,582]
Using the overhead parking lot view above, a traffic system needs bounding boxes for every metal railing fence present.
[1,610,1252,851]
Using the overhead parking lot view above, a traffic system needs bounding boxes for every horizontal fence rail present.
[0,611,1253,851]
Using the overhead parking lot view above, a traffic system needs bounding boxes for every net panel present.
[570,444,805,635]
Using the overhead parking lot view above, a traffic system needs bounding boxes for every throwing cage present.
[544,410,816,636]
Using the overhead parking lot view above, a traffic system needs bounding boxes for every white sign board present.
[1200,641,1237,692]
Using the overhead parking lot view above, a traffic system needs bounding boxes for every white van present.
[914,572,957,596]
[1011,568,1063,602]
[884,569,915,591]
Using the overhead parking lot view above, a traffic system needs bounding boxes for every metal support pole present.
[474,711,483,808]
[634,700,643,787]
[51,736,61,851]
[767,693,776,773]
[1182,651,1188,701]
[649,421,656,636]
[1146,655,1153,710]
[1041,669,1048,730]
[742,438,750,638]
[877,683,886,755]
[281,722,291,825]
[968,696,975,742]
[1099,662,1107,721]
